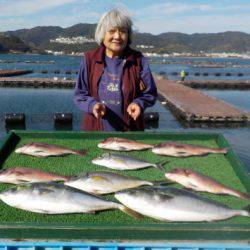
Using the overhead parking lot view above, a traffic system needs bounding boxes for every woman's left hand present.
[127,103,141,121]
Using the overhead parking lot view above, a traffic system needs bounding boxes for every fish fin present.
[37,209,50,214]
[86,210,96,214]
[91,175,112,183]
[240,192,250,201]
[157,193,174,201]
[177,151,188,156]
[38,188,55,195]
[120,206,143,219]
[33,150,49,157]
[155,161,169,172]
[73,149,87,156]
[183,169,191,177]
[118,146,129,151]
[152,180,174,186]
[17,179,30,183]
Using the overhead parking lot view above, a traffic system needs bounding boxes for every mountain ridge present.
[1,24,250,54]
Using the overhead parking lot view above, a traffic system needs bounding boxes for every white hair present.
[95,8,133,45]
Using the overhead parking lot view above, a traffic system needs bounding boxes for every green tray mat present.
[0,130,249,241]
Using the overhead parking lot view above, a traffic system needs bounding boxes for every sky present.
[0,0,250,35]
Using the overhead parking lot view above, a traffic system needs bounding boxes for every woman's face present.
[103,27,128,57]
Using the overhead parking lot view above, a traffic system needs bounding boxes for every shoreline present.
[1,51,250,60]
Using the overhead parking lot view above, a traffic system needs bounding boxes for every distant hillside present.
[2,24,250,54]
[0,34,31,52]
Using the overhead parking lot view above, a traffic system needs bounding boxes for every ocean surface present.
[0,54,249,173]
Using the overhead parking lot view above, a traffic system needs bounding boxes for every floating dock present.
[0,69,33,77]
[1,76,249,123]
[155,78,249,122]
[0,77,75,88]
[183,79,250,89]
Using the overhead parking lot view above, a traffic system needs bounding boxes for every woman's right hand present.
[93,102,106,119]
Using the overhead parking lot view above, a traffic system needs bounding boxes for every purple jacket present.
[74,46,157,131]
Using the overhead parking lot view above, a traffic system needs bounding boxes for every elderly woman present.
[74,8,157,131]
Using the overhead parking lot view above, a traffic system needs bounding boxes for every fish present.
[152,141,228,157]
[0,167,69,184]
[98,137,154,151]
[64,170,165,194]
[92,153,167,171]
[165,168,250,200]
[15,142,86,158]
[0,182,141,218]
[115,186,250,222]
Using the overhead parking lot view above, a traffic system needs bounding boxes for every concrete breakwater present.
[0,77,75,88]
[182,79,250,89]
[0,69,33,77]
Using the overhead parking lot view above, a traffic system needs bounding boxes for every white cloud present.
[0,0,80,17]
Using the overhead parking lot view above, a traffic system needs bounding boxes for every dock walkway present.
[183,79,250,89]
[156,79,249,122]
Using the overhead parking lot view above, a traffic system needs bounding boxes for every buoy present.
[65,70,71,74]
[54,70,60,74]
[144,112,159,123]
[54,113,72,124]
[215,72,221,76]
[5,113,25,124]
[225,72,231,76]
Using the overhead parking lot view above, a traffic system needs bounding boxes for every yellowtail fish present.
[0,167,69,184]
[0,182,141,218]
[15,142,86,158]
[92,153,167,171]
[165,168,250,200]
[98,137,154,151]
[115,186,250,222]
[152,141,228,157]
[64,171,169,194]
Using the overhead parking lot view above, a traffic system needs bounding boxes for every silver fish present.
[15,142,86,158]
[0,182,141,218]
[98,137,154,151]
[165,168,250,200]
[64,171,155,194]
[115,186,250,222]
[152,141,228,157]
[92,153,166,171]
[0,167,69,184]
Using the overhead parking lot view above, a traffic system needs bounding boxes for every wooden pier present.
[182,79,250,89]
[0,77,75,88]
[155,79,249,122]
[0,69,33,77]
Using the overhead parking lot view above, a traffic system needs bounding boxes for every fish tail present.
[237,191,250,201]
[155,161,169,172]
[73,149,87,156]
[241,205,250,217]
[214,147,228,154]
[119,205,143,219]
